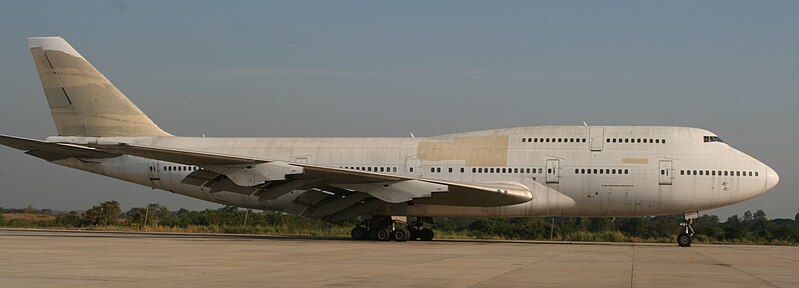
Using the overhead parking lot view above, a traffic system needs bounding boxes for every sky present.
[0,1,797,219]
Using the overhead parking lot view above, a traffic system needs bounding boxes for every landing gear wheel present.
[419,228,435,241]
[407,227,420,240]
[369,229,379,240]
[391,228,411,242]
[677,233,692,247]
[351,227,368,240]
[677,213,697,247]
[376,228,391,241]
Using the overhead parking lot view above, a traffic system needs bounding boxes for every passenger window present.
[680,170,684,175]
[612,169,617,174]
[533,138,538,142]
[736,171,741,176]
[655,139,660,143]
[430,167,435,173]
[599,169,604,174]
[699,171,703,175]
[587,169,592,174]
[612,139,617,143]
[393,167,397,172]
[478,168,483,173]
[522,138,526,143]
[755,171,759,177]
[472,168,477,173]
[546,138,550,143]
[581,169,586,174]
[661,170,666,175]
[649,139,654,143]
[409,167,414,173]
[593,169,598,174]
[624,139,629,143]
[662,139,666,144]
[693,170,697,175]
[448,167,453,173]
[607,139,611,143]
[575,169,579,174]
[748,171,752,176]
[460,168,464,173]
[624,169,629,174]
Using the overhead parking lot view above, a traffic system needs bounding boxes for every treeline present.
[1,201,798,244]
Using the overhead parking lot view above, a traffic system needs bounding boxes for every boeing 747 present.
[0,37,779,246]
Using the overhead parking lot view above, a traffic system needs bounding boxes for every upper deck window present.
[704,136,724,143]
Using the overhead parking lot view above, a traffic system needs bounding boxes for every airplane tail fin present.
[27,36,171,137]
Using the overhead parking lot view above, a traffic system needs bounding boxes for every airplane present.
[0,36,779,247]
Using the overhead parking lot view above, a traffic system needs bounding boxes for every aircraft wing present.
[90,142,534,208]
[0,134,118,161]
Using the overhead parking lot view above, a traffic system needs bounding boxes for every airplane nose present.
[764,166,779,192]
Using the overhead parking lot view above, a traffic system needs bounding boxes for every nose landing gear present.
[677,211,698,247]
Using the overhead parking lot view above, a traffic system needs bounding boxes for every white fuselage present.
[47,125,777,218]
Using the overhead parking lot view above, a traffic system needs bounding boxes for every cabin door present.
[546,159,560,183]
[147,159,161,185]
[659,160,673,185]
[405,156,422,178]
[589,127,604,151]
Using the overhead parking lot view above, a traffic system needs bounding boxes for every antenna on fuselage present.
[582,121,589,126]
[410,131,416,138]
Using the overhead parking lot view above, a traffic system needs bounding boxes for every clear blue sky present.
[1,1,797,219]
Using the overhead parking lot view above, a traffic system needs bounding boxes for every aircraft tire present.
[391,228,410,242]
[351,226,368,240]
[407,228,420,240]
[376,228,391,241]
[677,233,692,247]
[420,228,434,241]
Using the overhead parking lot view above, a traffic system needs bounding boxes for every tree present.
[126,207,147,226]
[82,201,122,226]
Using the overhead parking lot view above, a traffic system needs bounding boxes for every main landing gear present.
[677,211,698,247]
[350,216,435,242]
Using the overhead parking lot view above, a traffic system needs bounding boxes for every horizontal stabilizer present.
[0,134,118,161]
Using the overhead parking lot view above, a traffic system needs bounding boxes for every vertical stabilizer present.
[28,36,171,137]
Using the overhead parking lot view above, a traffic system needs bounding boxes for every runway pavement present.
[0,228,796,287]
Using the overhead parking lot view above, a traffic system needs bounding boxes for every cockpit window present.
[703,136,724,143]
